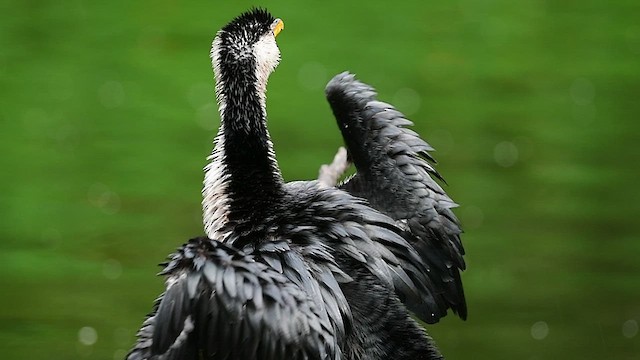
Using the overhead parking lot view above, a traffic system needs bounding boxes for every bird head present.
[211,8,284,90]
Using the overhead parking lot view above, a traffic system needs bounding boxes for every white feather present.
[203,34,232,240]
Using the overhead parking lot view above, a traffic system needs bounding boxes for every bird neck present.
[203,54,283,239]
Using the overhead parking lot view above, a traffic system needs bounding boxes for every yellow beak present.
[273,19,284,38]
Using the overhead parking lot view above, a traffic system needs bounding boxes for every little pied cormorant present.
[127,8,464,360]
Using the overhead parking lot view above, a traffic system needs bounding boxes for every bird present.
[127,8,460,360]
[320,73,467,323]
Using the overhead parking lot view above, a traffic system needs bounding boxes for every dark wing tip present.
[325,71,356,95]
[325,72,376,103]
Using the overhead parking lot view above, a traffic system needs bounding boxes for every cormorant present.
[322,73,467,323]
[127,8,459,360]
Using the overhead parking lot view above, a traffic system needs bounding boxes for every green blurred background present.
[1,0,639,359]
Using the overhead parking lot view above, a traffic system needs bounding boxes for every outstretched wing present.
[324,72,467,322]
[127,236,340,360]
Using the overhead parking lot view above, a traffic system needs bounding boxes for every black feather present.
[326,72,467,322]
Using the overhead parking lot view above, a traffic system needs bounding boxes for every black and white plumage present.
[127,237,339,360]
[128,8,450,360]
[324,73,467,323]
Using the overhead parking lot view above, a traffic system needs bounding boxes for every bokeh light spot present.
[493,141,518,167]
[78,326,98,346]
[87,183,121,214]
[531,321,549,340]
[622,319,638,338]
[392,88,421,116]
[187,82,213,109]
[103,259,123,280]
[298,62,326,91]
[570,77,595,106]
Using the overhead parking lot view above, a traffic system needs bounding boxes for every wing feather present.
[286,181,446,324]
[325,72,467,322]
[127,236,341,360]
